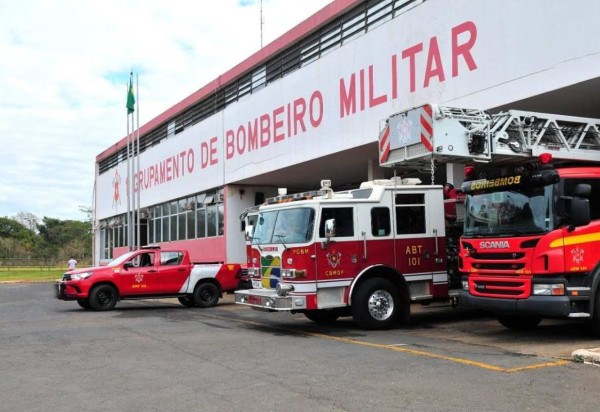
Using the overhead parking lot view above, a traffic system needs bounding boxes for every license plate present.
[252,280,262,289]
[248,295,263,305]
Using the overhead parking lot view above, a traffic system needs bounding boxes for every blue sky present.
[0,0,331,221]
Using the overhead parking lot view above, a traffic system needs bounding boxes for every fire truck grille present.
[472,279,527,297]
[469,252,525,260]
[472,263,525,270]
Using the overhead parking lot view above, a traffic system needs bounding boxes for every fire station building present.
[94,0,600,264]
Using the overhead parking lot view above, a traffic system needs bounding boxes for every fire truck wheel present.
[194,283,220,308]
[89,285,118,311]
[304,309,340,324]
[178,296,195,307]
[497,314,541,331]
[352,278,400,330]
[77,299,91,309]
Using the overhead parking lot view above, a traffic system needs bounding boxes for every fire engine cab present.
[235,178,460,330]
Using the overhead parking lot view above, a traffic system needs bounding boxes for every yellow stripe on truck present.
[550,232,600,248]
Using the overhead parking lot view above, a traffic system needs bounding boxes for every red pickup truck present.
[56,246,249,311]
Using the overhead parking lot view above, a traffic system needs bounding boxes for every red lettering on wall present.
[424,36,445,88]
[339,74,356,118]
[452,21,477,77]
[273,106,285,143]
[223,91,322,159]
[401,43,423,93]
[369,65,388,107]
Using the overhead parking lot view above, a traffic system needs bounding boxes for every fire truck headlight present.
[533,284,565,296]
[461,280,469,291]
[282,269,306,279]
[247,268,259,277]
[276,283,294,297]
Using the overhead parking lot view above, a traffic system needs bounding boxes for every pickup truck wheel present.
[194,283,220,308]
[178,296,195,308]
[304,309,340,324]
[352,278,399,330]
[497,314,541,331]
[77,299,91,309]
[89,285,118,311]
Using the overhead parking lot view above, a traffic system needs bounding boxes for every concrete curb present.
[572,348,600,366]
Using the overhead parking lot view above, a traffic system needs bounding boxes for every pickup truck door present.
[118,251,161,295]
[157,251,190,294]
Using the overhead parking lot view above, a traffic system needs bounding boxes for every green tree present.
[37,217,92,261]
[0,217,36,258]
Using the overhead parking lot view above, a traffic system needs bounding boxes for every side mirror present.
[123,262,133,270]
[245,225,254,242]
[322,218,336,249]
[325,219,336,239]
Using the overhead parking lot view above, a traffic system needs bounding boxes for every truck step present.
[567,312,590,318]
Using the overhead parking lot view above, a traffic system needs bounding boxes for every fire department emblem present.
[135,273,144,283]
[571,247,585,265]
[326,251,342,268]
[112,169,122,208]
[396,114,413,145]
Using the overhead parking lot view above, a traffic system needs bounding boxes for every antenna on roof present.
[260,0,264,48]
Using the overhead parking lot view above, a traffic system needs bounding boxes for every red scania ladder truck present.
[381,103,600,333]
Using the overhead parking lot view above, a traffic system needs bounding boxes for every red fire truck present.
[379,103,600,333]
[458,157,600,332]
[235,178,462,330]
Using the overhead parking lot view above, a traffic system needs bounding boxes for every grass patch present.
[0,267,65,283]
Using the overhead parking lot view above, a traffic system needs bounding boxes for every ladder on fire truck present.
[379,104,600,169]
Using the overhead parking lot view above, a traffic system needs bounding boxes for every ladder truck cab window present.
[461,166,559,237]
[252,208,315,245]
[464,186,553,236]
[563,178,600,220]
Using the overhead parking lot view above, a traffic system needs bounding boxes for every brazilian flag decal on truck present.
[261,255,281,288]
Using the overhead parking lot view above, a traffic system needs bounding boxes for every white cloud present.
[0,0,332,221]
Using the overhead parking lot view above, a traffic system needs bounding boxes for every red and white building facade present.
[94,0,600,264]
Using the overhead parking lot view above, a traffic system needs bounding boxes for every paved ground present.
[1,283,599,412]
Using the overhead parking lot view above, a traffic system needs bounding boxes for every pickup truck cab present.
[56,246,247,310]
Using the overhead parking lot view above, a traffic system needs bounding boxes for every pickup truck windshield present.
[252,207,315,245]
[108,251,137,267]
[463,185,553,236]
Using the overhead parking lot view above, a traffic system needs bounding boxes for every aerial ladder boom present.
[379,104,600,168]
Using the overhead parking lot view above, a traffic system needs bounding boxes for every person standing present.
[68,257,77,271]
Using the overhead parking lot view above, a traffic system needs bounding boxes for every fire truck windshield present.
[251,207,315,245]
[463,185,554,236]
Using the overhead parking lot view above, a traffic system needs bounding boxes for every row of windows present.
[317,194,426,238]
[100,189,224,259]
[98,0,421,174]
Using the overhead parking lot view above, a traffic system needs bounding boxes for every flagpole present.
[136,73,141,249]
[126,81,132,251]
[130,100,135,250]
